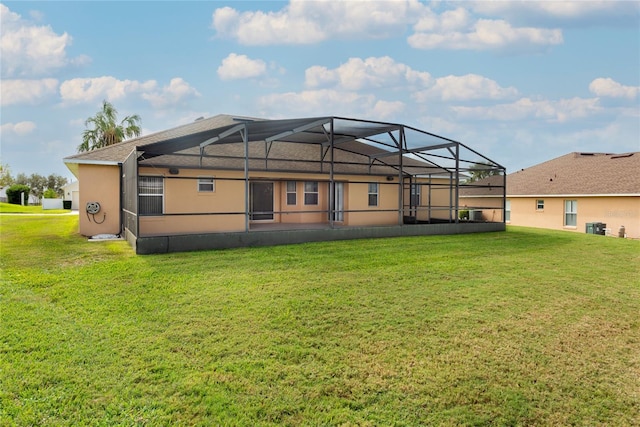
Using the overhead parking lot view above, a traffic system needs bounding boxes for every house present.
[62,181,79,210]
[460,152,640,239]
[63,115,505,253]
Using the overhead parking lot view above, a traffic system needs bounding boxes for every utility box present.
[586,222,606,235]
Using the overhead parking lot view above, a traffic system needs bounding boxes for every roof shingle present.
[461,152,640,196]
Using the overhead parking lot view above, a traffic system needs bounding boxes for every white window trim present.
[564,200,577,227]
[304,181,319,205]
[536,199,544,211]
[198,176,215,193]
[286,181,297,205]
[139,175,164,216]
[411,183,420,207]
[368,182,379,207]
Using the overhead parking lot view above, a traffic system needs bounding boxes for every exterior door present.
[250,182,274,220]
[331,182,344,222]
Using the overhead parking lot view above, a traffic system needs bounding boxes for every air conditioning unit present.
[470,210,483,221]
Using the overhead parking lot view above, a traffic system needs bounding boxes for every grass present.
[0,202,70,215]
[1,215,639,426]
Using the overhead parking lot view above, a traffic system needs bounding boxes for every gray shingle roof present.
[64,114,255,164]
[461,152,640,196]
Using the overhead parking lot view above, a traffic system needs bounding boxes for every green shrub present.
[6,184,30,205]
[459,209,469,220]
[43,188,58,199]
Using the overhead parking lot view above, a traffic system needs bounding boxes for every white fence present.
[42,198,64,210]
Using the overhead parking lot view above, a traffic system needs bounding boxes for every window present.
[286,181,297,205]
[505,199,511,222]
[139,176,163,215]
[304,181,318,205]
[410,183,420,207]
[564,200,577,227]
[536,199,544,210]
[368,182,379,207]
[198,177,215,192]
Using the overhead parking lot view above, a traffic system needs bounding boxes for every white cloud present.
[211,1,567,53]
[0,4,89,77]
[256,89,402,119]
[414,7,471,32]
[470,1,639,26]
[212,0,425,45]
[142,78,201,108]
[59,76,199,108]
[305,56,431,90]
[409,18,563,51]
[0,121,36,136]
[0,78,58,106]
[217,53,268,80]
[371,100,405,119]
[589,78,640,99]
[451,97,601,123]
[414,74,518,102]
[59,76,156,104]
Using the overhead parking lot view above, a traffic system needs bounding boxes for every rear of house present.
[65,115,506,253]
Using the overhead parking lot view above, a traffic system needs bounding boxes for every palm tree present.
[77,100,142,152]
[465,162,501,183]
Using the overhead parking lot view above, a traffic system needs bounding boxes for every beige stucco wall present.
[347,180,398,226]
[507,196,639,238]
[138,168,246,235]
[412,179,453,221]
[459,196,505,222]
[77,164,464,237]
[78,164,122,236]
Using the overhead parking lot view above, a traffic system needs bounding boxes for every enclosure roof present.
[64,114,502,177]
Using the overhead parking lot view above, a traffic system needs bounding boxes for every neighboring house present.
[62,181,80,210]
[460,152,640,239]
[63,114,505,253]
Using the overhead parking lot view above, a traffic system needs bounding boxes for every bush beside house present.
[6,185,30,205]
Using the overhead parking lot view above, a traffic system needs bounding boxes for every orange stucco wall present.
[138,168,246,235]
[346,180,398,226]
[403,179,457,222]
[459,197,505,222]
[78,164,122,236]
[507,196,639,238]
[77,164,465,237]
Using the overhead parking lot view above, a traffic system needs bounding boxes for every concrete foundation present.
[134,222,505,254]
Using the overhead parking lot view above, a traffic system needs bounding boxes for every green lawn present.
[1,215,638,426]
[0,201,70,214]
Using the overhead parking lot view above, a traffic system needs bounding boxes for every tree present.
[43,188,58,199]
[465,162,501,183]
[27,173,47,202]
[0,164,14,187]
[46,174,68,197]
[15,173,28,186]
[78,100,142,152]
[6,184,30,205]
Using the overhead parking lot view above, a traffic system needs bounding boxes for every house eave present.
[63,158,120,179]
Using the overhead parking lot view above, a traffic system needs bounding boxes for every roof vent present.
[611,153,634,159]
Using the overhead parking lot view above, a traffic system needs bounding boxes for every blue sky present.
[1,1,639,181]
